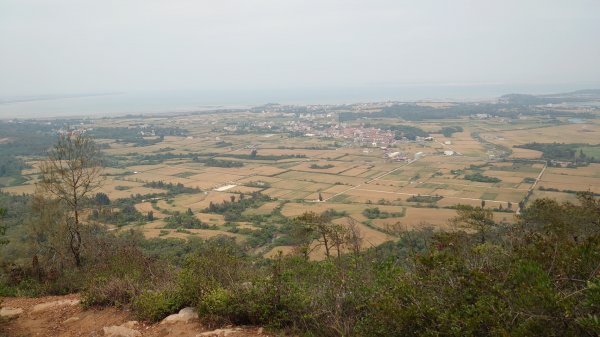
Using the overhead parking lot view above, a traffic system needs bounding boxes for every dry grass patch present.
[135,202,168,219]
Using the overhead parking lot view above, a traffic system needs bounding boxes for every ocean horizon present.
[1,83,597,119]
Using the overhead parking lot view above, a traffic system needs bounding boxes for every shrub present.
[133,288,186,322]
[197,287,233,327]
[81,246,172,309]
[82,276,139,308]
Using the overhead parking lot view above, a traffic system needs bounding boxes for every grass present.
[481,192,498,200]
[578,146,600,159]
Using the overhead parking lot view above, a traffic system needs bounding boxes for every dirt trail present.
[1,294,268,337]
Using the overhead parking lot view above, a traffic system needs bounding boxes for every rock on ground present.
[196,328,242,337]
[161,307,198,324]
[103,323,142,337]
[0,306,24,318]
[31,299,80,312]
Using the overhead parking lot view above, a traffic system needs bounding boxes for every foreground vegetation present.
[1,189,599,336]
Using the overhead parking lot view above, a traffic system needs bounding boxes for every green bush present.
[197,287,234,327]
[133,288,186,322]
[81,246,172,309]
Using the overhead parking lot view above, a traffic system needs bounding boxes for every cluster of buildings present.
[320,126,396,146]
[283,121,397,147]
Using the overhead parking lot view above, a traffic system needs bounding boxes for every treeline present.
[362,207,405,219]
[134,151,307,166]
[539,186,600,197]
[515,142,600,163]
[164,210,210,230]
[88,126,187,146]
[464,172,502,183]
[203,158,244,168]
[203,193,272,222]
[0,121,58,177]
[219,152,307,161]
[406,194,443,203]
[389,125,429,140]
[439,125,464,137]
[143,181,201,194]
[338,102,594,122]
[309,163,334,169]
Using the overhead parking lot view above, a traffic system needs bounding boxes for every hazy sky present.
[1,0,599,97]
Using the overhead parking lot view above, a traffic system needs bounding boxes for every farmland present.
[1,98,599,259]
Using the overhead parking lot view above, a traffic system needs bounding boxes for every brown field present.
[243,201,280,215]
[1,184,36,195]
[481,123,600,150]
[538,172,600,193]
[510,148,543,159]
[135,202,168,219]
[530,190,580,203]
[547,164,600,177]
[275,171,365,185]
[142,227,244,241]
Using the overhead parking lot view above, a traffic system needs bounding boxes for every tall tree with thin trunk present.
[37,132,104,267]
[0,208,7,246]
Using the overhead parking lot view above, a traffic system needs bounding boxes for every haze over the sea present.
[2,82,599,119]
[2,0,599,119]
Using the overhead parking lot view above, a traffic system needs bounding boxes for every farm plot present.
[135,202,168,219]
[97,180,165,199]
[1,184,36,195]
[537,172,600,193]
[275,171,365,186]
[338,165,373,177]
[155,192,236,213]
[369,207,514,232]
[481,123,600,150]
[548,164,600,178]
[243,201,280,216]
[435,134,487,156]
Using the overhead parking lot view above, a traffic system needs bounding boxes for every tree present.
[186,207,194,216]
[37,133,104,267]
[0,207,7,246]
[451,205,495,244]
[250,149,258,158]
[294,211,350,259]
[94,192,110,206]
[147,211,154,221]
[28,192,72,271]
[343,217,363,258]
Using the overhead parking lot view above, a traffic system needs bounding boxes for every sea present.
[1,83,597,119]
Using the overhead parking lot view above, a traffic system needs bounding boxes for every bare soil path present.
[1,294,268,337]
